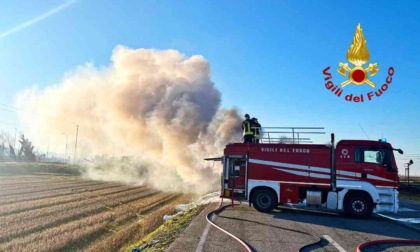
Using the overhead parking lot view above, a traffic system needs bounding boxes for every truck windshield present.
[356,148,394,170]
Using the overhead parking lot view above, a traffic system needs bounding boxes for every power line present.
[0,102,18,108]
[0,103,81,125]
[0,120,17,126]
[0,116,27,131]
[0,107,16,113]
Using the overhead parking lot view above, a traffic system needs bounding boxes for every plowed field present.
[0,163,190,252]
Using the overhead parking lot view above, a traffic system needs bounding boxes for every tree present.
[0,143,4,161]
[18,134,36,162]
[9,144,16,160]
[0,131,15,161]
[0,131,13,147]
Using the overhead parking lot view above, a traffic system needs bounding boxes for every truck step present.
[377,202,394,205]
[379,193,393,196]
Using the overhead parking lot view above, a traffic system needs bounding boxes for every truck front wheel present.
[344,192,373,218]
[252,188,276,213]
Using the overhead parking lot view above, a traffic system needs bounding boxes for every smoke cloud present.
[16,46,242,193]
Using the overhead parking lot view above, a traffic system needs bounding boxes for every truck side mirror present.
[398,149,403,154]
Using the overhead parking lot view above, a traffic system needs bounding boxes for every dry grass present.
[84,195,186,252]
[0,182,123,205]
[399,175,420,185]
[399,190,420,202]
[129,204,207,251]
[0,163,195,251]
[0,162,81,176]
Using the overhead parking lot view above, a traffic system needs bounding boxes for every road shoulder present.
[165,202,219,252]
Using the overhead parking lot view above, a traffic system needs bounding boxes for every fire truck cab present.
[220,132,402,217]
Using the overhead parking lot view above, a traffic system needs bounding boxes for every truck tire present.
[252,188,276,213]
[344,192,373,218]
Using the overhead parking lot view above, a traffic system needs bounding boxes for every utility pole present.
[46,138,49,160]
[73,125,79,165]
[62,133,68,163]
[14,128,17,150]
[405,159,414,187]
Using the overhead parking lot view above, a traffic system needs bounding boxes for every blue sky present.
[0,0,419,174]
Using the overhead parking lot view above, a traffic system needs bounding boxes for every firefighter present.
[251,117,261,143]
[241,114,253,143]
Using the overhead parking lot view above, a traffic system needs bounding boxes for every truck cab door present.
[355,147,396,186]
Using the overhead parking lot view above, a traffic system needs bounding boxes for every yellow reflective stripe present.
[243,121,252,135]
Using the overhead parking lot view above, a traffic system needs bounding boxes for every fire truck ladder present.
[255,127,325,144]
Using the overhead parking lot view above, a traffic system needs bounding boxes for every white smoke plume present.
[15,46,242,193]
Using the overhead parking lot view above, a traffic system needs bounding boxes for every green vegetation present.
[398,176,420,202]
[399,190,420,202]
[128,205,206,252]
[0,162,80,176]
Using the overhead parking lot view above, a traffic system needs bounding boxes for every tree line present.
[0,131,36,162]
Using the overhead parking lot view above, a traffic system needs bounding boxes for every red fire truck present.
[219,132,403,217]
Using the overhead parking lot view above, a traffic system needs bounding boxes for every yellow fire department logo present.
[322,23,395,103]
[338,24,379,88]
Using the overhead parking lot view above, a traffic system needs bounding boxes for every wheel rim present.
[257,193,271,208]
[351,199,366,213]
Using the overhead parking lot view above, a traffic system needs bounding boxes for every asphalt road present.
[168,200,420,252]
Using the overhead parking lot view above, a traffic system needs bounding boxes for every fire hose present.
[205,197,324,252]
[205,198,420,251]
[205,197,253,252]
[204,176,419,252]
[356,239,420,252]
[205,177,322,251]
